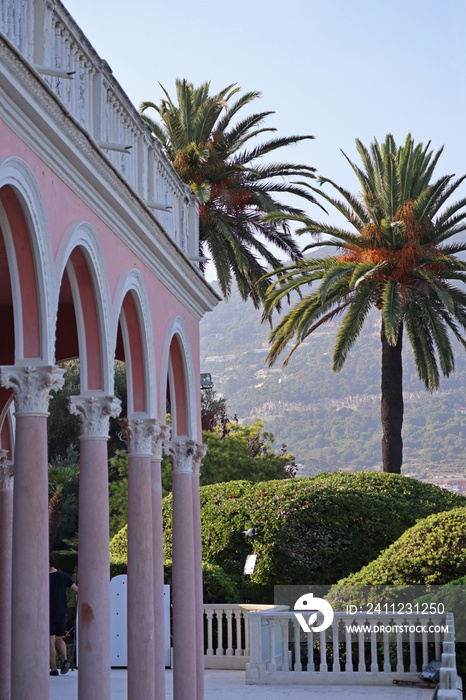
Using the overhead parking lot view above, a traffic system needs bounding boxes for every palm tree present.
[263,134,466,473]
[140,79,321,306]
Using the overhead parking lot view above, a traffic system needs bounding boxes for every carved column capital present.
[165,438,197,474]
[69,395,121,439]
[0,450,13,491]
[192,443,207,477]
[0,365,65,415]
[152,424,171,462]
[120,418,157,455]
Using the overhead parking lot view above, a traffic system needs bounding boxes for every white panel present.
[109,575,171,668]
[110,575,128,667]
[164,585,171,668]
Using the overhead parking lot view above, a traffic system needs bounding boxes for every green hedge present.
[110,473,464,600]
[110,556,238,603]
[337,506,466,585]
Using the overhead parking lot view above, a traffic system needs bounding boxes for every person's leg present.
[55,636,68,662]
[54,616,71,674]
[49,636,57,671]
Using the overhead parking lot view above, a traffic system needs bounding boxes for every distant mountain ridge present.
[200,281,466,478]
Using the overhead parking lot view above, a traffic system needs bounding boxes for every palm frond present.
[314,179,369,229]
[319,262,355,301]
[404,306,435,388]
[280,302,350,366]
[332,287,374,372]
[381,280,402,345]
[416,296,454,376]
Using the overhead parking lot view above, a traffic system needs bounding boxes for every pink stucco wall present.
[0,117,203,441]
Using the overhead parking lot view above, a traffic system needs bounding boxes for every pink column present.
[166,439,197,700]
[151,424,170,700]
[69,395,121,700]
[121,419,157,700]
[0,365,65,700]
[192,444,207,700]
[0,451,13,700]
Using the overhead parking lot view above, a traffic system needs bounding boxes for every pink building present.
[0,1,218,698]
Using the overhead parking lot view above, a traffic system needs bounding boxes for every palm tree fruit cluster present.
[264,134,466,473]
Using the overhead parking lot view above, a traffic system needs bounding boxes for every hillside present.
[200,283,466,478]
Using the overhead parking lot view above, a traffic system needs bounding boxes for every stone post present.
[151,424,170,700]
[120,418,157,700]
[245,612,267,684]
[165,438,197,700]
[69,395,121,700]
[1,365,65,700]
[0,451,13,700]
[192,443,207,700]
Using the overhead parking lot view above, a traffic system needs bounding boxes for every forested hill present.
[200,282,466,477]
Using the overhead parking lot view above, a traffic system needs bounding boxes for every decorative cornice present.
[152,424,171,462]
[192,443,207,477]
[120,418,157,455]
[165,439,196,474]
[0,36,220,320]
[0,450,13,490]
[69,395,121,438]
[0,365,65,415]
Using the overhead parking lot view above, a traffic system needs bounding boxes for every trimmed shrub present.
[163,560,239,603]
[109,553,238,602]
[110,473,464,600]
[109,525,128,570]
[337,507,466,585]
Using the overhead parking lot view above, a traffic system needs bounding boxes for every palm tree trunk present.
[381,318,403,473]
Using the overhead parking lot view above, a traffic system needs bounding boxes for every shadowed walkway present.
[49,668,435,699]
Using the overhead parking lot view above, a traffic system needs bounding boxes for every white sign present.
[243,553,257,575]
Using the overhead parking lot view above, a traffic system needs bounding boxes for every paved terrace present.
[49,669,435,699]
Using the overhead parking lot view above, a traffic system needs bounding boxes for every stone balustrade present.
[245,608,460,689]
[437,613,463,700]
[0,0,200,262]
[203,604,288,670]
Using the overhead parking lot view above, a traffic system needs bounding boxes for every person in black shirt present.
[49,554,78,676]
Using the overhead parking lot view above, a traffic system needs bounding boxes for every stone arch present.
[160,316,197,439]
[54,222,114,393]
[0,156,55,364]
[113,269,156,417]
[0,399,15,462]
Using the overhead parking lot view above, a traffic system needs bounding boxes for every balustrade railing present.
[437,613,463,700]
[203,604,287,670]
[0,0,199,262]
[246,608,461,691]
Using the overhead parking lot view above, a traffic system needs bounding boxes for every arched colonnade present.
[0,155,208,700]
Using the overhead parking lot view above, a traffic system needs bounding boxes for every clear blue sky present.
[64,0,466,273]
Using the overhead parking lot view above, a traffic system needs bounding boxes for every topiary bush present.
[163,560,239,603]
[195,474,464,594]
[335,520,466,687]
[109,546,239,602]
[111,473,464,601]
[109,524,128,570]
[336,506,466,585]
